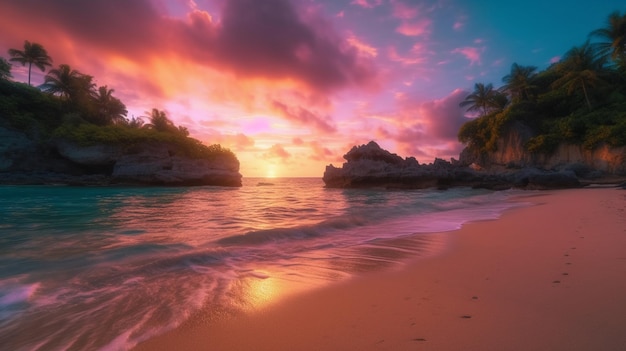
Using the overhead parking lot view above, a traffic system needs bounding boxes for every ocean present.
[0,178,525,350]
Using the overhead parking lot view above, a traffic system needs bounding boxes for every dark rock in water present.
[323,141,480,189]
[323,141,612,190]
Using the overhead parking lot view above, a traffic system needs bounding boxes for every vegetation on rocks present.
[459,11,626,155]
[1,40,236,162]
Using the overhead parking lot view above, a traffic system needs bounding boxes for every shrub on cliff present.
[0,79,63,132]
[458,11,626,156]
[52,122,236,161]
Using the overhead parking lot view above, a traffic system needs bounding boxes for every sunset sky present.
[1,0,623,177]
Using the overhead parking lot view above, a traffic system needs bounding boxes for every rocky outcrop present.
[0,126,242,186]
[112,143,241,186]
[323,141,589,190]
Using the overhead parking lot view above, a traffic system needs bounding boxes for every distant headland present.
[0,41,241,186]
[325,12,626,190]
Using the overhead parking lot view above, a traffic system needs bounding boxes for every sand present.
[134,187,626,351]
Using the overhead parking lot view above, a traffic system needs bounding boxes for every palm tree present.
[41,64,95,102]
[552,42,606,109]
[590,11,626,71]
[0,57,11,80]
[7,40,53,85]
[93,86,127,125]
[502,63,537,103]
[126,116,145,129]
[460,83,501,116]
[145,108,176,133]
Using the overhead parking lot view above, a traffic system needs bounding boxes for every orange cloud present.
[263,144,292,161]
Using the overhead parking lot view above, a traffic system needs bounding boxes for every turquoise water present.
[0,178,523,350]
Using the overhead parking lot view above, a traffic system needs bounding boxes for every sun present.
[266,165,277,178]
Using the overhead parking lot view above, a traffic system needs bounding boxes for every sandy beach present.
[135,187,626,351]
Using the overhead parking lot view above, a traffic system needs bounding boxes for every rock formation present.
[459,121,626,175]
[323,140,624,190]
[0,126,242,186]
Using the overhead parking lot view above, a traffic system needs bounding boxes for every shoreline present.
[134,187,626,351]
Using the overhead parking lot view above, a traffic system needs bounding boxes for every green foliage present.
[0,64,237,164]
[0,79,63,132]
[458,110,510,153]
[458,10,626,156]
[526,134,560,153]
[0,57,11,80]
[52,123,236,160]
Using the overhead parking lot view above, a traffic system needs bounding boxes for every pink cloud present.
[350,0,383,9]
[388,89,471,161]
[391,1,435,38]
[307,141,335,161]
[0,0,379,94]
[392,1,419,19]
[451,47,483,66]
[550,56,561,64]
[396,19,432,37]
[346,34,378,57]
[230,133,256,150]
[388,44,430,65]
[271,100,337,133]
[263,144,292,160]
[453,15,468,31]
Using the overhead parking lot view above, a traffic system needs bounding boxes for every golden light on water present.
[245,271,280,308]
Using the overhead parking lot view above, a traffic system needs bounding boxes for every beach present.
[135,187,626,351]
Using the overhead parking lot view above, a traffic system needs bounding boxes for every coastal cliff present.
[459,121,626,175]
[0,126,242,186]
[323,140,624,190]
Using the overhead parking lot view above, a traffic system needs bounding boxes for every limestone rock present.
[323,141,607,190]
[0,127,242,187]
[459,121,626,175]
[55,139,123,166]
[112,143,241,186]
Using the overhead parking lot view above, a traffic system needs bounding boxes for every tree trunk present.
[581,80,591,109]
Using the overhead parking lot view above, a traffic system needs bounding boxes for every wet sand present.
[135,187,626,351]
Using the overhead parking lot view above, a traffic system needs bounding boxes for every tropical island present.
[0,41,242,186]
[324,11,626,190]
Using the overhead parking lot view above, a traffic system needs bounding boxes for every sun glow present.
[266,165,277,178]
